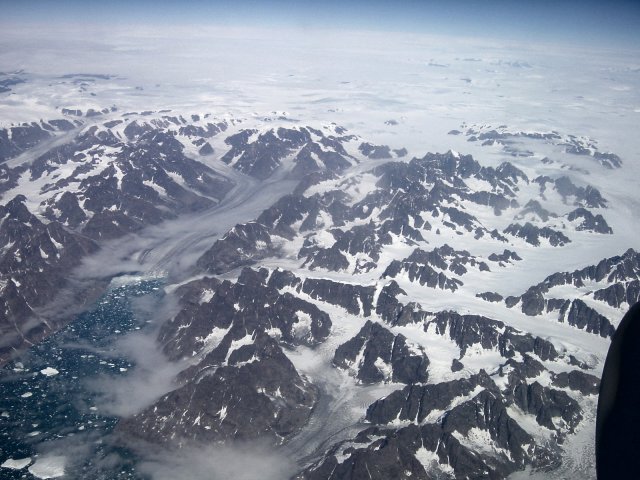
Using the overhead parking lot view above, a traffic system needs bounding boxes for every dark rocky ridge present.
[120,330,317,445]
[333,320,429,384]
[359,142,393,159]
[593,279,640,309]
[504,222,571,247]
[266,268,376,317]
[556,299,615,338]
[221,126,354,180]
[506,380,582,433]
[383,245,490,291]
[488,249,522,264]
[476,291,504,302]
[505,249,639,336]
[0,117,237,240]
[0,119,80,163]
[0,196,99,362]
[198,151,535,277]
[159,268,332,361]
[366,373,496,425]
[515,199,557,222]
[552,369,600,395]
[303,373,560,480]
[123,268,336,445]
[567,207,612,234]
[385,307,559,361]
[196,222,277,275]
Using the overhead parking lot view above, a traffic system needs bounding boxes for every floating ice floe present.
[28,455,66,479]
[1,457,32,470]
[40,367,59,376]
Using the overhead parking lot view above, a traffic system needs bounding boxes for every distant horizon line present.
[1,0,639,51]
[0,20,638,57]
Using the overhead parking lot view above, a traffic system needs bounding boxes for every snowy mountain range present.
[0,91,637,479]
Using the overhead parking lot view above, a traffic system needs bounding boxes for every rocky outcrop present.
[0,196,98,362]
[32,126,234,238]
[298,425,431,480]
[488,249,521,264]
[299,278,375,316]
[375,281,407,324]
[551,370,600,395]
[593,280,640,309]
[498,354,546,381]
[301,222,392,273]
[334,321,429,384]
[505,249,638,335]
[566,207,612,234]
[256,194,324,239]
[477,291,504,303]
[197,222,277,274]
[366,373,494,425]
[504,222,571,247]
[263,268,377,317]
[221,126,354,179]
[308,372,559,480]
[359,142,393,159]
[560,299,615,338]
[510,381,582,432]
[383,245,489,291]
[0,120,76,162]
[120,330,317,445]
[159,268,332,361]
[392,310,559,361]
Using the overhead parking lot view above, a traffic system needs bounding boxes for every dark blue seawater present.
[0,277,164,479]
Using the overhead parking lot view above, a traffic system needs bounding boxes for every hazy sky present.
[1,0,639,49]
